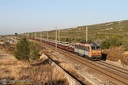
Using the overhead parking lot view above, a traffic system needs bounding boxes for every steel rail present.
[95,61,128,77]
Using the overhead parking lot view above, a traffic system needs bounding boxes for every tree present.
[101,36,122,49]
[29,42,41,60]
[14,37,30,61]
[109,35,121,47]
[101,40,110,49]
[14,37,40,61]
[15,33,18,36]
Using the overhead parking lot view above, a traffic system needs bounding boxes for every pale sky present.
[0,0,128,35]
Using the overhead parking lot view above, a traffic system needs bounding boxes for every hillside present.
[24,20,128,65]
[34,20,128,65]
[32,20,127,42]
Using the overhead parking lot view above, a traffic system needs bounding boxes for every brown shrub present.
[103,47,128,65]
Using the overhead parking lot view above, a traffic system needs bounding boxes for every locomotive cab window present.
[85,46,90,52]
[91,46,100,50]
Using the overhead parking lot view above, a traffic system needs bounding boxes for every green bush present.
[14,37,40,61]
[101,36,121,49]
[109,35,121,47]
[101,39,110,49]
[29,42,41,60]
[14,37,30,61]
[122,40,128,51]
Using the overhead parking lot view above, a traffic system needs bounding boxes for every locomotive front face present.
[91,50,102,58]
[90,45,102,59]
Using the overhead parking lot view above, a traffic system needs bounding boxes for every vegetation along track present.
[33,40,128,85]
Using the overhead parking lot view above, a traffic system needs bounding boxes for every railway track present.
[57,49,128,85]
[95,61,128,78]
[33,40,128,85]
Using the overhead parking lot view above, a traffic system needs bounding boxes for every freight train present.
[33,37,102,60]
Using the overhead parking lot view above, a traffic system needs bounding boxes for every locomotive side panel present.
[74,47,79,54]
[74,44,90,57]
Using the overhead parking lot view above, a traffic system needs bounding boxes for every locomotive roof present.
[75,42,100,46]
[90,43,100,46]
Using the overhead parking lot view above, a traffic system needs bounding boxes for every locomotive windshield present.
[91,46,100,50]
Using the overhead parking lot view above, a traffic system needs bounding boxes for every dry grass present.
[0,54,68,85]
[103,47,128,65]
[0,55,29,80]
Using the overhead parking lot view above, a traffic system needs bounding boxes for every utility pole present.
[86,27,88,42]
[58,29,60,41]
[29,33,30,38]
[27,32,29,38]
[27,32,29,40]
[33,32,34,39]
[47,31,48,40]
[24,33,26,37]
[40,31,42,42]
[35,32,36,39]
[55,27,58,56]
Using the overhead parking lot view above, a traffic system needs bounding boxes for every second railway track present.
[95,61,128,77]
